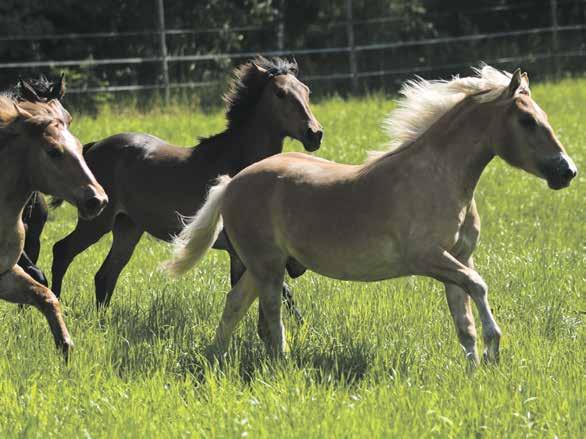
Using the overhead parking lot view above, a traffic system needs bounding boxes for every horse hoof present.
[60,338,74,363]
[482,349,499,365]
[204,345,226,367]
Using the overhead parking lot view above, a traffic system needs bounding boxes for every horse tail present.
[49,142,98,209]
[164,175,232,276]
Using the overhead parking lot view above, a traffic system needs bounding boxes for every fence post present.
[345,0,358,93]
[550,0,560,78]
[156,0,170,104]
[277,0,285,51]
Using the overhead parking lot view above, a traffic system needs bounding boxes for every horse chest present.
[0,222,24,273]
[448,207,480,260]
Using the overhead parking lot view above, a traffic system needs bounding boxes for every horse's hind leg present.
[94,214,143,308]
[52,212,113,298]
[23,193,48,264]
[0,265,72,360]
[445,283,479,368]
[228,251,301,344]
[18,251,48,287]
[257,271,287,358]
[222,231,302,336]
[210,270,260,361]
[17,194,49,287]
[218,265,287,358]
[285,258,306,323]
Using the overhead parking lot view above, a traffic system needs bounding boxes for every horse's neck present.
[188,112,284,177]
[368,100,495,203]
[0,149,31,230]
[231,114,284,172]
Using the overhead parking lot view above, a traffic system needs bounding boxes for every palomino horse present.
[0,89,107,359]
[167,66,577,368]
[51,58,322,327]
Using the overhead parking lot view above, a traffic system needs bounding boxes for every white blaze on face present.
[54,113,95,180]
[561,153,578,175]
[60,126,78,151]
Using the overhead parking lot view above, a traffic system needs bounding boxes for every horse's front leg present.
[444,282,480,368]
[17,251,48,287]
[424,250,501,365]
[0,265,72,361]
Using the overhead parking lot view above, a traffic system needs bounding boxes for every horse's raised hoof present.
[59,337,74,363]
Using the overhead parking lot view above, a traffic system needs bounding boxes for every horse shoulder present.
[0,220,25,274]
[455,199,481,262]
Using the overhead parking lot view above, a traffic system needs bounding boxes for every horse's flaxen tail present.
[50,141,98,209]
[164,175,232,276]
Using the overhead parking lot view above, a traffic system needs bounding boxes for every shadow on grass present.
[98,288,416,385]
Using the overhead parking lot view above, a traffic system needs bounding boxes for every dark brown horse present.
[51,58,322,327]
[0,83,107,359]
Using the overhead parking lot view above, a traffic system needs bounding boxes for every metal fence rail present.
[1,0,584,97]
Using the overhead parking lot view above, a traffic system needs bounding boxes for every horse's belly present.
[133,210,183,242]
[289,236,406,282]
[121,191,205,242]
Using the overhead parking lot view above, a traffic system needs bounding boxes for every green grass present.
[1,80,585,438]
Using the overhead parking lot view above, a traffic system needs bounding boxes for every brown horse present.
[51,57,322,326]
[13,76,65,287]
[0,87,107,359]
[167,67,577,369]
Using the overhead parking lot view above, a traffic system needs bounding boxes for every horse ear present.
[252,63,268,74]
[508,68,523,96]
[13,103,33,120]
[290,58,299,76]
[19,79,41,102]
[51,73,66,100]
[521,72,529,88]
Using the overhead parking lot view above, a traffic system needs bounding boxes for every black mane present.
[7,74,65,102]
[223,56,298,129]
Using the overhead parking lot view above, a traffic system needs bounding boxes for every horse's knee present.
[464,272,487,301]
[30,285,60,311]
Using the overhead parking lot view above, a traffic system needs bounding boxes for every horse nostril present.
[84,197,102,213]
[564,167,577,179]
[307,128,323,143]
[315,130,323,143]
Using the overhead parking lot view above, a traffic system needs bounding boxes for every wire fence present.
[1,0,585,98]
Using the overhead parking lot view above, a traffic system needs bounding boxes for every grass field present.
[1,78,585,438]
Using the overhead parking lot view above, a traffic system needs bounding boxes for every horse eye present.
[275,88,286,99]
[46,148,62,159]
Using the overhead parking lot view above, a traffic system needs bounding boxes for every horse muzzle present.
[302,127,323,152]
[542,154,578,190]
[77,188,108,219]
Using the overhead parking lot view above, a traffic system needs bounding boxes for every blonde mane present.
[368,65,518,161]
[0,95,18,128]
[0,95,64,130]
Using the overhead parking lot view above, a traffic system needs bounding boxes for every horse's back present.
[84,132,188,163]
[235,152,356,184]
